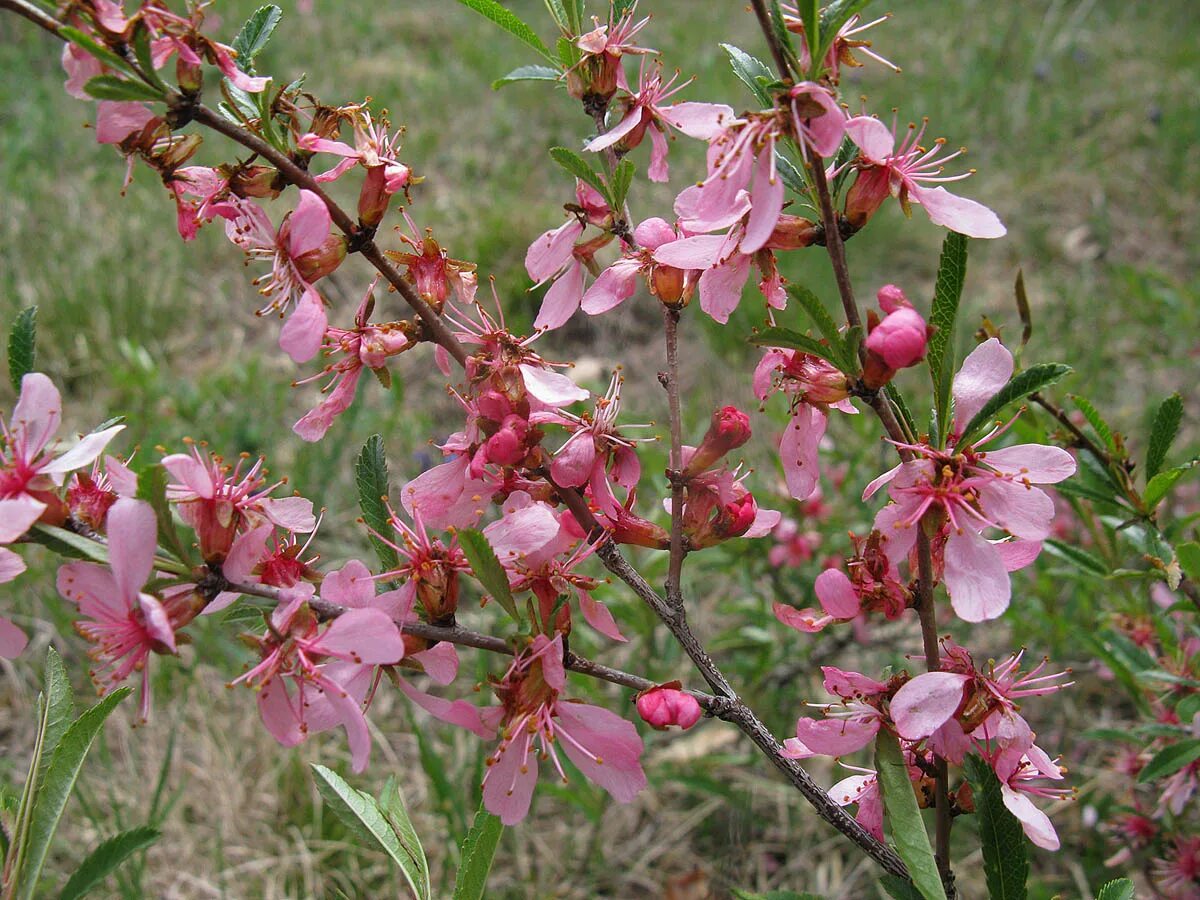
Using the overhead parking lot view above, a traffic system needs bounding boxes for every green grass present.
[1,0,1197,896]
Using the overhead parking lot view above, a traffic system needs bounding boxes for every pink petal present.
[796,86,846,157]
[793,716,879,757]
[976,479,1055,541]
[951,338,1013,437]
[773,602,833,633]
[482,729,539,824]
[137,593,176,652]
[482,503,561,562]
[321,559,376,608]
[580,259,641,315]
[313,608,404,664]
[829,773,875,807]
[578,590,627,642]
[94,101,155,144]
[401,456,468,522]
[890,672,971,740]
[106,498,156,603]
[526,220,583,283]
[583,106,644,152]
[862,461,904,501]
[822,667,889,698]
[554,702,646,803]
[993,539,1042,572]
[287,190,333,258]
[518,364,590,406]
[410,642,459,685]
[258,679,304,747]
[11,372,62,457]
[741,148,784,254]
[259,495,317,533]
[278,287,327,363]
[294,366,362,442]
[0,495,47,543]
[533,260,585,331]
[57,561,124,620]
[674,184,752,233]
[815,568,861,619]
[632,217,677,250]
[162,452,215,499]
[215,50,270,93]
[698,253,752,324]
[1001,785,1060,850]
[658,102,736,140]
[873,501,918,566]
[321,677,374,773]
[980,444,1076,484]
[844,116,895,164]
[744,506,781,538]
[0,546,26,584]
[780,405,826,500]
[550,435,597,488]
[651,233,726,269]
[0,614,27,658]
[909,185,1006,239]
[104,455,139,497]
[397,678,493,738]
[944,528,1011,622]
[646,125,670,183]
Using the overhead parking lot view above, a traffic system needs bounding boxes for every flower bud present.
[684,406,752,477]
[176,56,203,94]
[636,684,703,730]
[862,286,929,389]
[228,164,282,199]
[295,234,348,283]
[844,166,890,229]
[357,165,393,229]
[650,263,691,308]
[765,215,820,251]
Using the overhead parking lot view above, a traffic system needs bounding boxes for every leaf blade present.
[491,64,562,89]
[874,732,946,900]
[8,306,37,393]
[1146,393,1183,481]
[927,232,968,444]
[963,755,1029,900]
[355,435,400,572]
[452,804,505,900]
[231,5,282,70]
[458,528,520,622]
[1137,738,1200,784]
[58,826,161,900]
[548,146,611,207]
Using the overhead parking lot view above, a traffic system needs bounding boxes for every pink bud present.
[876,284,911,314]
[636,686,703,730]
[684,406,752,477]
[865,306,928,370]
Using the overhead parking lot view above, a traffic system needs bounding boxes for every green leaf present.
[378,777,431,900]
[874,732,946,900]
[1095,879,1135,900]
[720,44,773,106]
[458,528,520,622]
[542,0,570,29]
[1146,393,1183,481]
[883,384,918,440]
[1043,539,1109,578]
[82,75,165,103]
[8,305,37,392]
[958,363,1072,446]
[820,0,873,36]
[963,755,1029,900]
[130,24,168,92]
[787,285,844,348]
[748,327,847,371]
[136,464,191,566]
[1176,693,1200,725]
[842,326,863,371]
[1137,739,1200,784]
[311,765,430,900]
[452,804,504,900]
[492,64,562,89]
[775,152,808,195]
[1177,542,1200,583]
[58,826,161,900]
[355,435,400,573]
[16,689,132,900]
[795,0,820,74]
[1053,479,1122,507]
[879,875,925,900]
[454,0,552,60]
[926,232,968,444]
[29,524,109,564]
[37,649,75,798]
[1070,395,1115,452]
[548,147,611,206]
[60,27,136,77]
[609,158,635,210]
[1144,459,1197,510]
[231,5,282,71]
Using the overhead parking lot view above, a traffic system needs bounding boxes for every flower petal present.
[909,185,1006,240]
[815,568,861,619]
[944,528,1011,622]
[980,444,1076,484]
[952,338,1012,437]
[891,672,971,740]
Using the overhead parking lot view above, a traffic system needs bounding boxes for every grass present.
[0,0,1197,896]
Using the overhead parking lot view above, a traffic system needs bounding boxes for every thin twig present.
[663,307,686,609]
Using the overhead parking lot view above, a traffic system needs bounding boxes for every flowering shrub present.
[0,0,1193,897]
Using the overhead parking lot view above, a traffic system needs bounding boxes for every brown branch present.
[662,307,686,609]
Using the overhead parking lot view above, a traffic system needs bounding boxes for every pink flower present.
[477,635,646,824]
[828,766,885,840]
[525,185,613,330]
[867,339,1075,621]
[384,217,477,307]
[781,667,892,760]
[988,747,1071,851]
[782,10,899,82]
[767,516,820,568]
[57,499,194,719]
[217,191,340,363]
[166,165,228,241]
[844,115,1005,238]
[548,372,646,494]
[163,445,316,561]
[298,109,411,225]
[675,459,780,549]
[568,4,655,100]
[141,5,269,93]
[1152,837,1200,898]
[683,406,752,477]
[585,63,735,182]
[636,684,702,730]
[863,284,929,378]
[786,82,846,158]
[581,217,698,316]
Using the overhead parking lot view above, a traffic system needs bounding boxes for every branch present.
[662,308,686,609]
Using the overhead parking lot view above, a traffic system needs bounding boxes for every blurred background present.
[0,0,1197,897]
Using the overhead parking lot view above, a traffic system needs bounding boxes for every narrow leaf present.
[609,158,635,210]
[82,75,164,103]
[379,777,431,900]
[1013,269,1033,348]
[927,232,968,443]
[452,804,504,900]
[311,765,429,900]
[1070,395,1115,451]
[1177,542,1200,583]
[130,24,168,92]
[30,524,110,564]
[820,0,874,36]
[492,64,562,89]
[454,0,552,59]
[775,152,808,195]
[231,5,282,69]
[786,284,844,348]
[883,384,918,439]
[1144,459,1197,510]
[355,435,400,572]
[1095,879,1135,900]
[1043,539,1109,578]
[59,27,136,76]
[878,876,925,900]
[721,43,773,106]
[58,826,161,900]
[958,363,1072,446]
[963,755,1029,900]
[749,327,847,371]
[37,649,75,798]
[458,529,520,622]
[1137,738,1200,784]
[8,306,37,392]
[874,732,946,900]
[17,688,132,900]
[548,147,611,206]
[1145,393,1183,481]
